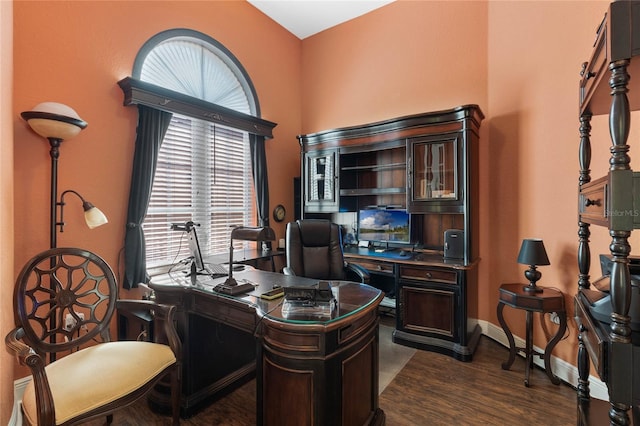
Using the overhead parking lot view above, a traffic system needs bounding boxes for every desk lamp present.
[517,239,550,293]
[216,226,276,295]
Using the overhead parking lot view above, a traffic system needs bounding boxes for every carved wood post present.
[578,113,592,292]
[607,58,632,426]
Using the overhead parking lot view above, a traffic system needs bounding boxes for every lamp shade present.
[230,226,275,242]
[21,102,87,140]
[83,205,108,229]
[517,239,550,266]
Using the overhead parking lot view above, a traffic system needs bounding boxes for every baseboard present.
[476,319,609,401]
[9,376,31,426]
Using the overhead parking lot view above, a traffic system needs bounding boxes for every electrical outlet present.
[550,312,560,325]
[64,313,86,331]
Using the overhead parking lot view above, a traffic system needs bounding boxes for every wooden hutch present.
[297,105,483,361]
[574,1,640,424]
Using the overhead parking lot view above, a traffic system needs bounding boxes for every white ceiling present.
[247,0,395,39]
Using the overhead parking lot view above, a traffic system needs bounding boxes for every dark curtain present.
[249,134,271,248]
[123,105,173,289]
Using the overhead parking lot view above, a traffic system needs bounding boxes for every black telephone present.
[283,281,333,304]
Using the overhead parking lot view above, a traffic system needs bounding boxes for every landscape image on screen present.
[358,209,410,244]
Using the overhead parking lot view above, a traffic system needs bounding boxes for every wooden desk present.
[148,268,385,425]
[496,283,567,387]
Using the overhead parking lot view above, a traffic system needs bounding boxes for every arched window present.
[119,29,276,287]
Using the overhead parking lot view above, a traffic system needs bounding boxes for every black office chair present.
[283,219,369,283]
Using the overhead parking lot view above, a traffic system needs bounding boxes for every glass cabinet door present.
[303,149,339,212]
[408,136,460,210]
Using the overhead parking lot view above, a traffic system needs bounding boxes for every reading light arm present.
[56,189,108,233]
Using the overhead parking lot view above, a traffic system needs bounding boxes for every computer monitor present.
[187,224,205,272]
[358,208,411,246]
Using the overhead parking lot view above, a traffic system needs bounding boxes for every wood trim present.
[117,77,277,138]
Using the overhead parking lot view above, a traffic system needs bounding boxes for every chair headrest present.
[297,220,333,247]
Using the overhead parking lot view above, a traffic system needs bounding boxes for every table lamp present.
[517,239,550,293]
[216,226,276,295]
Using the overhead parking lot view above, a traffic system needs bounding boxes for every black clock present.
[273,204,286,222]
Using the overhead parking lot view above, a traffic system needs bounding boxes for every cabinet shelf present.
[340,187,405,196]
[341,162,406,172]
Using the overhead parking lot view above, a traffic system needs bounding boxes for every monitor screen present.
[187,226,205,271]
[358,209,411,245]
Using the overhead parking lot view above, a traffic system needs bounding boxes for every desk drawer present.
[574,295,607,380]
[399,266,457,284]
[192,295,256,332]
[579,18,607,112]
[350,259,395,275]
[579,175,608,227]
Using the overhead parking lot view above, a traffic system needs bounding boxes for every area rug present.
[378,324,416,393]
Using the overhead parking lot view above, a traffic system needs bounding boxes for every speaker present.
[444,229,464,260]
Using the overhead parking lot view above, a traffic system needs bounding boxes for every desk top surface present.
[343,247,476,269]
[150,266,383,325]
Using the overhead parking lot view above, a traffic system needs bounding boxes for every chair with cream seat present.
[5,247,182,426]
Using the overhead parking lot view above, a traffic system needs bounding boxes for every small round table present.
[496,283,567,387]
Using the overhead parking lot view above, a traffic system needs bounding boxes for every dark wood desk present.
[148,267,385,425]
[496,283,567,387]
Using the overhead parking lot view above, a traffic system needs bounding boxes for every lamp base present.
[215,278,255,295]
[523,267,543,293]
[523,284,543,293]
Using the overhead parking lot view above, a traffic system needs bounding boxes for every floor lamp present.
[21,102,108,361]
[21,102,108,250]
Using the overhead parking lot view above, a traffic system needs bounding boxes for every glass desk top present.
[150,265,383,325]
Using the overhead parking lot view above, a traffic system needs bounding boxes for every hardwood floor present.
[83,329,577,425]
[380,336,576,425]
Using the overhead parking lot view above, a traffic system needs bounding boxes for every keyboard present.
[204,263,229,277]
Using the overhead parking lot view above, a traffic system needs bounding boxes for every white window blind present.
[143,113,254,268]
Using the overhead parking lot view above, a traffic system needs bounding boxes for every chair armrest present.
[116,300,182,360]
[345,262,370,284]
[282,266,296,276]
[5,327,56,425]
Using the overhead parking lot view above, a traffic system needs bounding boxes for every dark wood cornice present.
[118,77,277,138]
[297,104,483,147]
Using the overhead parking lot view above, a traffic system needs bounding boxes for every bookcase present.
[297,105,484,360]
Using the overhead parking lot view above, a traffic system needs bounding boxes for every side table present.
[496,283,567,387]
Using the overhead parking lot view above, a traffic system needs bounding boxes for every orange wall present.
[301,0,488,133]
[12,1,302,276]
[1,1,14,422]
[486,0,627,366]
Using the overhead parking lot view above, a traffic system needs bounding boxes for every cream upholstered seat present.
[5,248,182,426]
